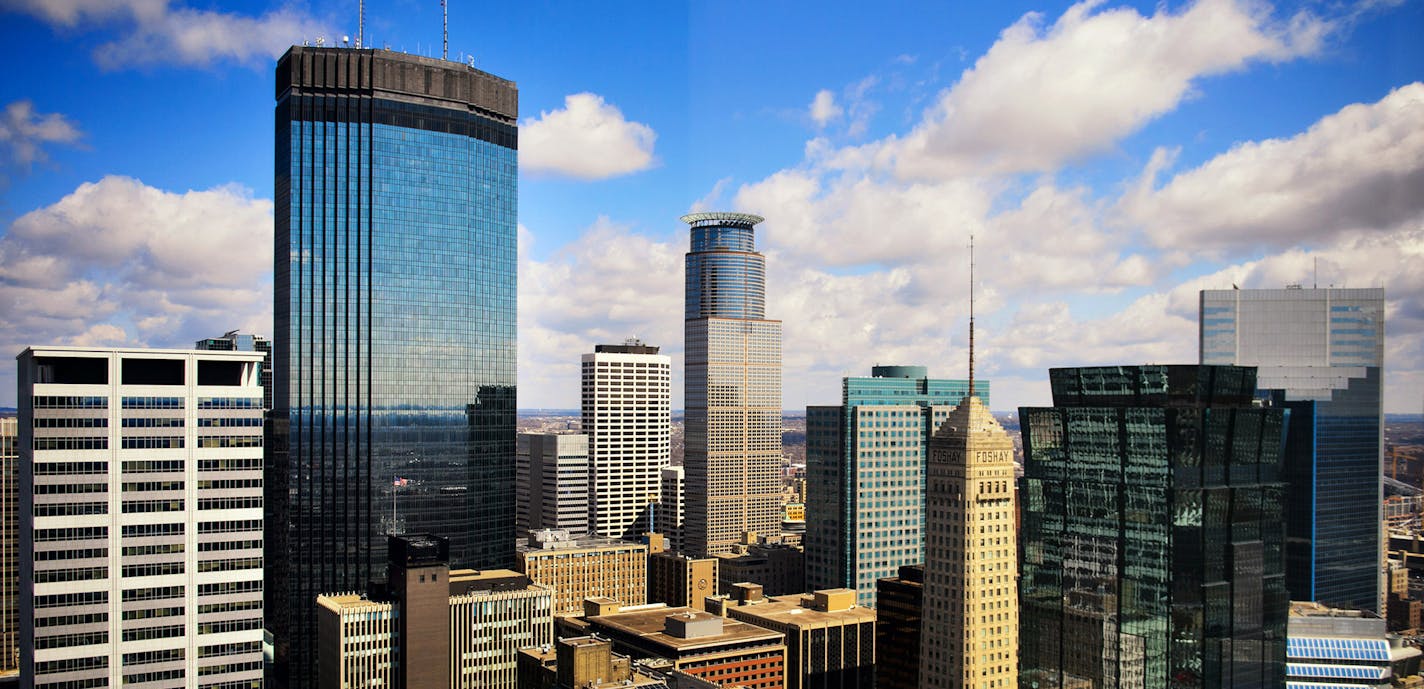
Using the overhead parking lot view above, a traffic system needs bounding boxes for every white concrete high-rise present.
[17,346,266,688]
[658,466,686,553]
[581,342,671,540]
[682,212,783,557]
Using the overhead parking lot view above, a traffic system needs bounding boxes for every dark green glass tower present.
[1019,365,1288,689]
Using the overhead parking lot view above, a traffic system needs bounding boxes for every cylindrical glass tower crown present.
[682,212,766,320]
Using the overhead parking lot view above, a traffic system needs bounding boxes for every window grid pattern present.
[272,79,518,688]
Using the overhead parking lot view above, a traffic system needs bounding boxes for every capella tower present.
[681,212,783,556]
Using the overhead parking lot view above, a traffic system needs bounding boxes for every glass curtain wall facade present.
[682,212,782,557]
[805,366,983,606]
[1200,288,1384,612]
[270,47,517,688]
[1019,365,1289,689]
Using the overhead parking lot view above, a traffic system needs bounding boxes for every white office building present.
[582,341,671,540]
[658,466,686,553]
[17,346,265,688]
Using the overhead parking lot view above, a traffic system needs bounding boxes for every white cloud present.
[518,218,684,407]
[0,100,83,167]
[0,175,273,404]
[689,177,733,213]
[1122,82,1424,253]
[809,89,842,127]
[883,0,1329,178]
[1,0,332,69]
[707,0,1418,414]
[520,93,657,180]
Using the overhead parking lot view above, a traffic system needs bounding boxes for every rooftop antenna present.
[1314,256,1318,289]
[442,0,448,60]
[968,233,976,399]
[356,0,364,48]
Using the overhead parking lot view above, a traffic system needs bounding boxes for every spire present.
[968,233,976,398]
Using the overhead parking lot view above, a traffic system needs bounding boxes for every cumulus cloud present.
[1,0,331,69]
[519,218,684,407]
[1122,82,1424,253]
[809,90,842,127]
[733,169,1153,298]
[0,175,273,404]
[882,0,1329,178]
[704,0,1418,413]
[689,177,733,214]
[0,100,83,168]
[520,93,658,180]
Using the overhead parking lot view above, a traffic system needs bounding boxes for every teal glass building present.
[1200,288,1384,612]
[1019,365,1289,689]
[806,366,983,607]
[269,47,517,688]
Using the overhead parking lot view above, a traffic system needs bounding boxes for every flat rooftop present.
[730,594,876,628]
[518,534,649,555]
[591,606,783,653]
[317,593,391,614]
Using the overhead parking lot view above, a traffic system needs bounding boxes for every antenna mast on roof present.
[968,233,976,399]
[442,0,448,60]
[356,0,364,48]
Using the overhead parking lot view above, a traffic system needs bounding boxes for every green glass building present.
[1019,365,1288,689]
[805,366,983,607]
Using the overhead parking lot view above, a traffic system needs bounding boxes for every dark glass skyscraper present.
[1200,287,1384,612]
[1020,365,1289,689]
[269,46,517,688]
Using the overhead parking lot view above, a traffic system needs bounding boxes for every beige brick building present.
[517,530,648,615]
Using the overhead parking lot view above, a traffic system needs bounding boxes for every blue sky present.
[0,0,1420,412]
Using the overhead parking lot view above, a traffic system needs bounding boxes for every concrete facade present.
[517,434,590,537]
[582,343,671,540]
[648,551,718,611]
[713,586,876,689]
[317,534,554,689]
[17,346,266,689]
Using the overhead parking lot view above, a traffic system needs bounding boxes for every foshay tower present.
[919,238,1018,689]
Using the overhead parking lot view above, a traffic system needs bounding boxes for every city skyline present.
[0,1,1421,416]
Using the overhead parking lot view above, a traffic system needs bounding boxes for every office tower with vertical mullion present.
[17,347,266,689]
[582,342,671,540]
[1200,287,1384,612]
[270,46,517,688]
[681,212,782,557]
[806,365,983,607]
